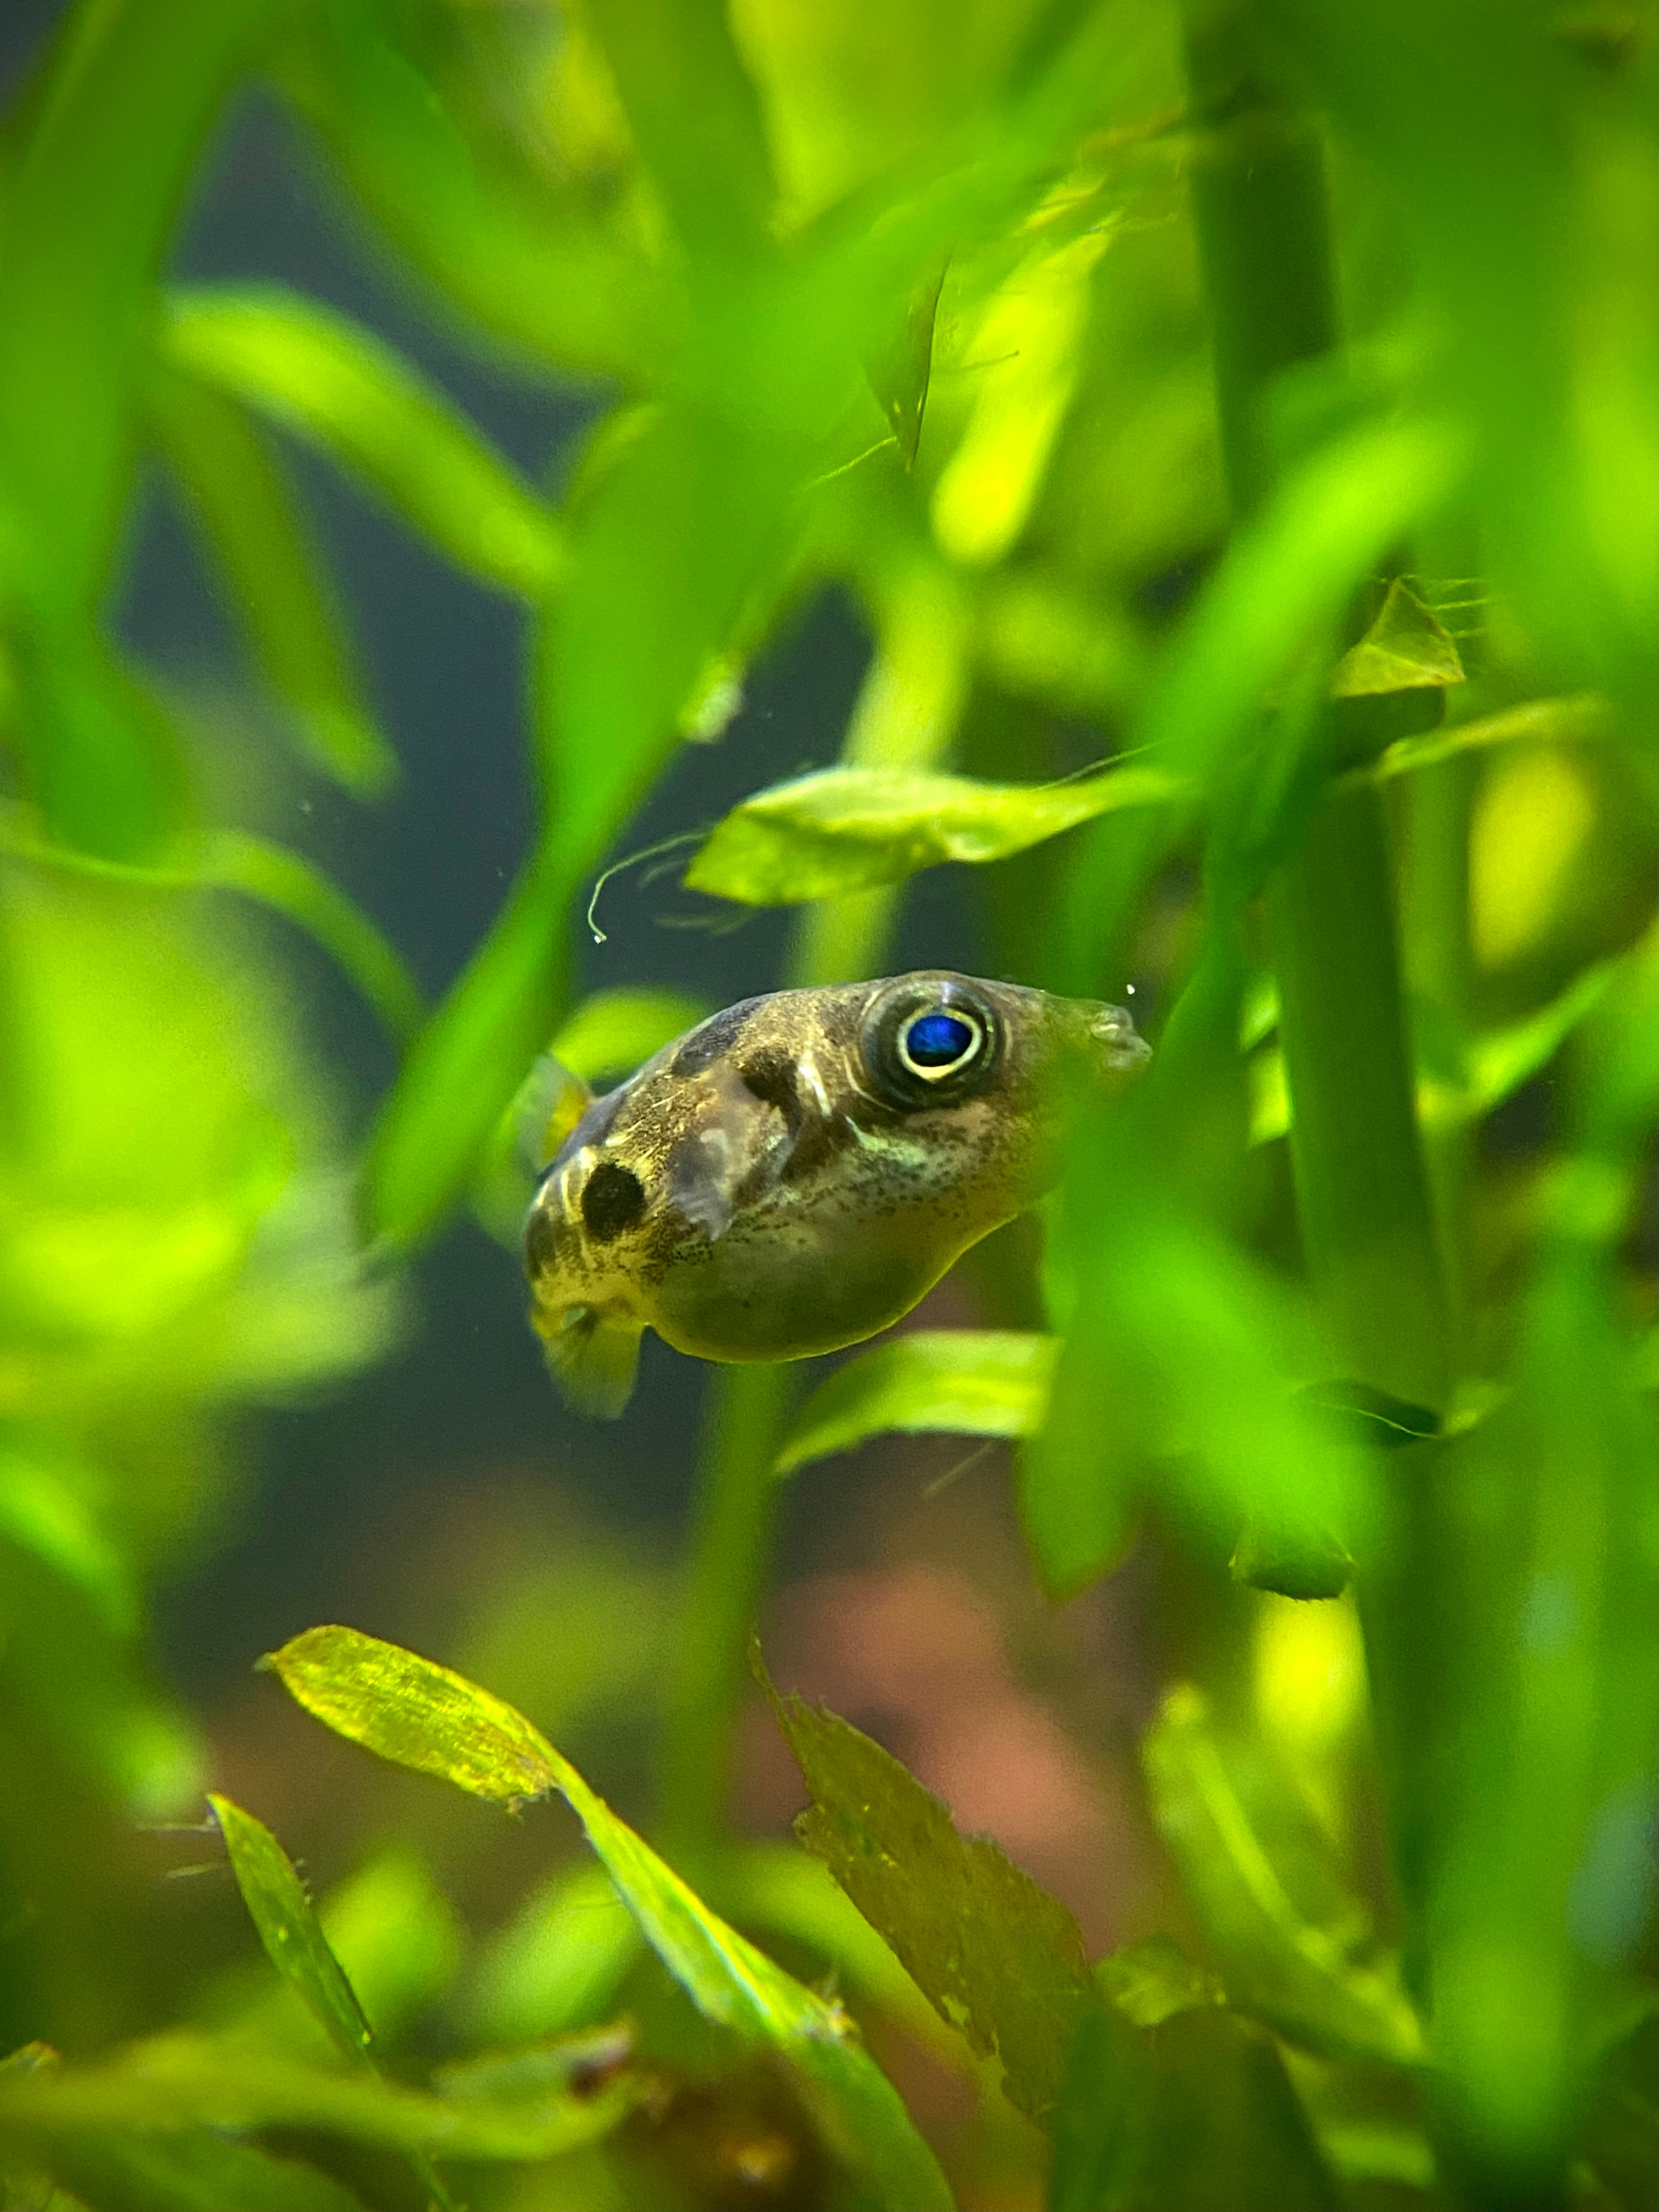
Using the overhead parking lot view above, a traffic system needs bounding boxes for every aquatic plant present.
[0,0,1653,2205]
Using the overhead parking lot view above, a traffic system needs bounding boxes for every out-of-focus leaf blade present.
[209,1794,373,2067]
[0,0,276,618]
[586,0,776,256]
[368,398,807,1246]
[760,1659,1090,2126]
[363,843,568,1248]
[462,1860,644,2046]
[145,361,395,796]
[0,810,422,1049]
[162,287,567,600]
[1142,1686,1424,2066]
[0,1432,137,1636]
[1050,1978,1342,2212]
[0,2034,633,2160]
[552,989,711,1085]
[774,1332,1058,1476]
[276,6,668,377]
[687,761,1179,906]
[1370,692,1609,782]
[1064,413,1465,986]
[264,1625,955,2210]
[30,2125,372,2212]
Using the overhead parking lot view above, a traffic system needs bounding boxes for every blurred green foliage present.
[1,0,1654,2207]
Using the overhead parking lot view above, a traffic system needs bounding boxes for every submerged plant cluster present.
[0,0,1654,2208]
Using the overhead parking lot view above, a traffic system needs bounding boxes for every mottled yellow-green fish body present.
[523,970,1147,1415]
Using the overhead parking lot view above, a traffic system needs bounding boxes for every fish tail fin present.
[536,1302,643,1418]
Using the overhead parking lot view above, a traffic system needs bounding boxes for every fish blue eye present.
[903,1010,976,1069]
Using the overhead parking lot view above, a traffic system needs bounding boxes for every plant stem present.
[655,549,967,1862]
[1181,0,1453,1412]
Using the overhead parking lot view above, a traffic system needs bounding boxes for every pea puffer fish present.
[523,970,1149,1416]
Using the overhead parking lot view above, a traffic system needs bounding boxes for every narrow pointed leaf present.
[775,1332,1058,1476]
[209,1794,373,2066]
[162,287,567,600]
[145,362,394,795]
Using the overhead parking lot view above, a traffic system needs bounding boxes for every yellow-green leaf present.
[774,1331,1058,1476]
[261,1626,559,1804]
[685,761,1180,906]
[263,1625,954,2210]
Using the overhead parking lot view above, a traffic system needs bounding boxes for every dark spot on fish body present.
[739,1050,801,1129]
[672,998,763,1077]
[581,1160,647,1241]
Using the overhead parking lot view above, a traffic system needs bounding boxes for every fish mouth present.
[1085,1002,1152,1073]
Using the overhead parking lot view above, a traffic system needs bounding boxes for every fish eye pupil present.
[902,1009,976,1070]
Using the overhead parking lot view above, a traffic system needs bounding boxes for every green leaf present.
[686,760,1179,907]
[1095,1935,1226,2029]
[586,0,776,257]
[364,843,569,1248]
[1329,577,1465,698]
[0,2034,633,2160]
[774,1332,1058,1476]
[1142,1686,1424,2067]
[1062,412,1466,989]
[461,1860,644,2046]
[260,1627,562,1803]
[1050,1976,1342,2212]
[27,2127,371,2212]
[162,287,568,601]
[551,989,711,1086]
[0,811,423,1049]
[367,395,809,1246]
[1026,1174,1374,1603]
[1371,692,1608,782]
[865,261,948,468]
[145,359,395,796]
[0,1431,137,1636]
[759,1657,1091,2126]
[276,6,669,379]
[209,1795,373,2067]
[263,1624,955,2211]
[0,0,278,620]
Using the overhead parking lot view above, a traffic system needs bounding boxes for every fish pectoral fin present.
[516,1053,595,1173]
[537,1302,644,1418]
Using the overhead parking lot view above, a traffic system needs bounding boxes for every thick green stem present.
[1181,0,1452,1411]
[655,552,967,1862]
